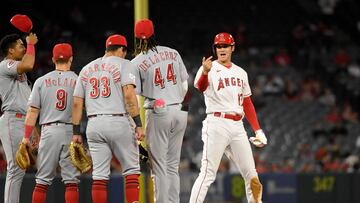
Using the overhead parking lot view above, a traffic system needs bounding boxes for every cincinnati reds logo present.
[7,60,15,69]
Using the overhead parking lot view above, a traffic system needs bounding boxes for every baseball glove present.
[16,143,36,170]
[249,129,268,147]
[69,142,92,173]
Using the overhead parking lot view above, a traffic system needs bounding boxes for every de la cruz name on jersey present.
[136,50,178,72]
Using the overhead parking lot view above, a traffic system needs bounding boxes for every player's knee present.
[250,177,262,202]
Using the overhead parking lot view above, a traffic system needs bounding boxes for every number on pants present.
[89,76,111,99]
[154,63,176,88]
[56,89,67,111]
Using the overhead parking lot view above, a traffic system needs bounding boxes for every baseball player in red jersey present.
[21,43,80,203]
[189,32,267,203]
[0,33,38,203]
[131,19,189,203]
[72,34,144,203]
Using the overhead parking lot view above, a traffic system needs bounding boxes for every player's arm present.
[22,106,40,145]
[243,96,267,147]
[72,96,84,143]
[178,53,189,98]
[122,84,145,141]
[195,56,213,92]
[243,96,260,131]
[17,33,38,74]
[182,80,188,98]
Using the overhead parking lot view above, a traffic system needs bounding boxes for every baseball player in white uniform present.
[72,34,144,203]
[131,19,189,203]
[189,32,267,203]
[0,33,38,203]
[21,43,80,203]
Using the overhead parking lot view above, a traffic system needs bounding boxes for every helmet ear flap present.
[212,45,217,59]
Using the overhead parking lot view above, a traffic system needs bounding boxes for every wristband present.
[132,115,142,127]
[26,44,35,56]
[24,125,34,139]
[73,125,81,135]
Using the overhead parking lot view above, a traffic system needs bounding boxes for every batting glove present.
[249,129,267,147]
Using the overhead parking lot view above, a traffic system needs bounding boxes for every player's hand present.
[30,128,40,149]
[72,135,83,144]
[249,129,267,147]
[135,127,145,141]
[26,33,38,45]
[22,137,30,146]
[202,56,213,74]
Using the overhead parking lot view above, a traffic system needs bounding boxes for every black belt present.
[88,113,127,118]
[181,103,189,112]
[42,122,72,126]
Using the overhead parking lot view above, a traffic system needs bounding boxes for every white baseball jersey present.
[131,46,189,107]
[194,61,251,115]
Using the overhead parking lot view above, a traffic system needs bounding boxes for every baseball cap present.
[10,14,33,33]
[135,19,154,39]
[53,43,72,60]
[106,34,127,47]
[213,32,235,45]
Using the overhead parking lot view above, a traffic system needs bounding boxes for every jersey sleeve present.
[121,60,137,87]
[0,60,20,76]
[177,53,189,82]
[27,78,41,108]
[194,66,204,89]
[73,70,86,98]
[243,71,252,97]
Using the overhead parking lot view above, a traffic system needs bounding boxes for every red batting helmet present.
[10,14,33,33]
[213,32,235,45]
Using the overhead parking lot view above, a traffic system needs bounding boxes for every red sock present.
[32,184,48,203]
[92,180,108,203]
[125,174,140,203]
[65,183,79,203]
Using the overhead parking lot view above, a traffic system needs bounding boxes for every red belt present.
[213,112,243,121]
[88,113,127,118]
[15,113,25,118]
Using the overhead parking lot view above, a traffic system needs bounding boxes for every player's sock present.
[65,183,79,203]
[32,184,48,203]
[125,174,140,203]
[92,180,108,203]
